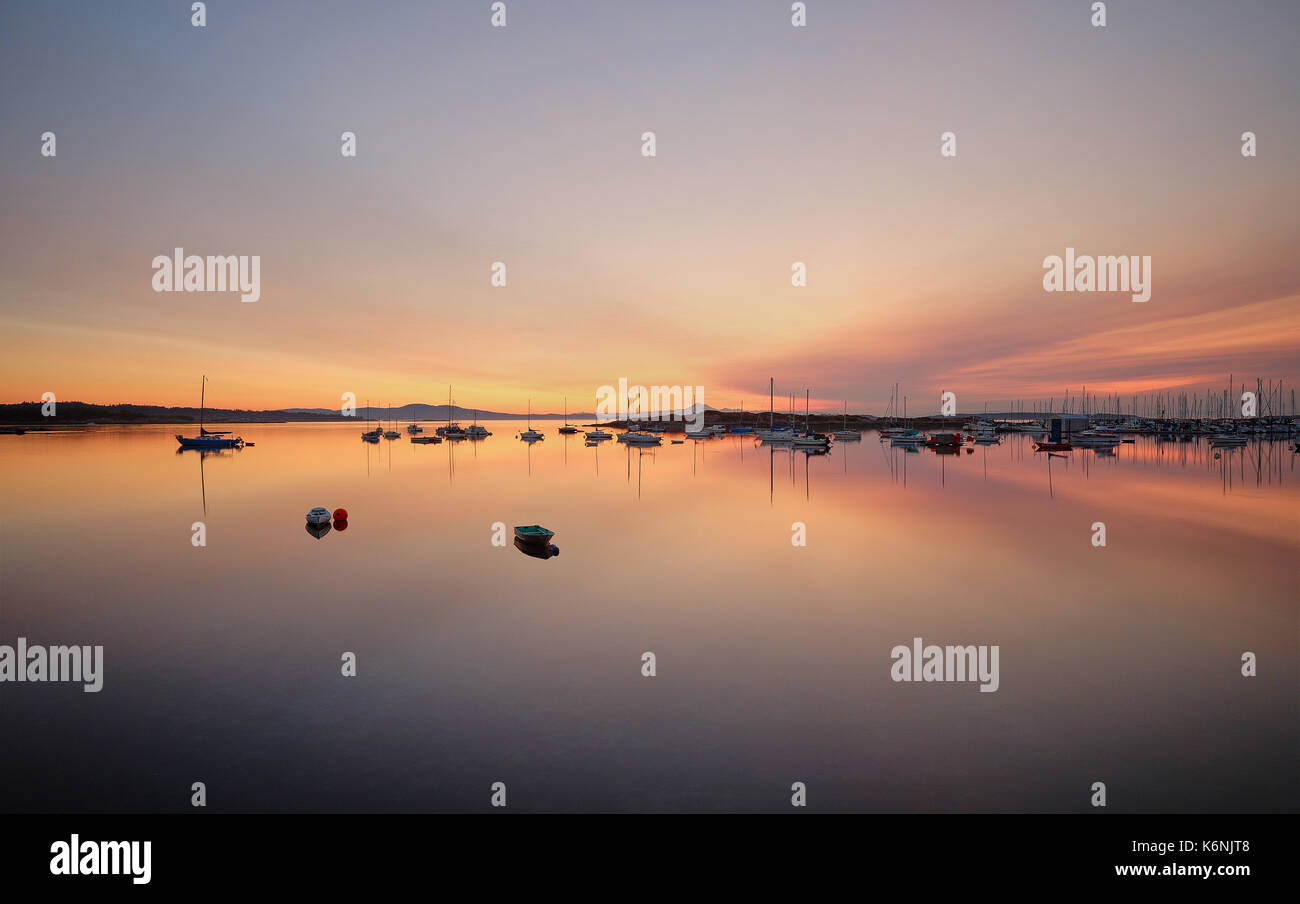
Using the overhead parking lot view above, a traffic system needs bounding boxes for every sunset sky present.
[2,0,1297,414]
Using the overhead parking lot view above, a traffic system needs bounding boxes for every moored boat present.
[519,399,544,441]
[792,431,830,448]
[558,398,579,434]
[514,524,555,545]
[926,432,963,448]
[832,401,859,440]
[176,376,244,449]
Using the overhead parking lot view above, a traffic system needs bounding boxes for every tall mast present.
[769,377,774,431]
[805,389,809,431]
[200,375,206,432]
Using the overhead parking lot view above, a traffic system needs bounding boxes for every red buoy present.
[333,508,348,521]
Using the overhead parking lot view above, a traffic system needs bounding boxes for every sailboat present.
[519,400,544,442]
[792,390,830,448]
[619,429,663,445]
[618,402,663,444]
[558,397,579,434]
[465,409,491,438]
[832,401,859,440]
[382,403,400,439]
[361,400,382,442]
[879,383,919,439]
[757,378,795,442]
[361,400,379,444]
[439,386,467,439]
[176,376,244,448]
[585,395,612,440]
[730,399,754,434]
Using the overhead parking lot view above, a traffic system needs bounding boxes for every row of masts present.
[760,375,1295,422]
[972,377,1293,420]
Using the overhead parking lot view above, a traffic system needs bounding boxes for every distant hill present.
[0,400,848,426]
[0,401,598,425]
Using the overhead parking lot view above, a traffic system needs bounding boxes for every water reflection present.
[2,422,1294,813]
[513,537,560,559]
[176,444,243,515]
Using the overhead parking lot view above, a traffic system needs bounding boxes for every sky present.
[1,0,1297,414]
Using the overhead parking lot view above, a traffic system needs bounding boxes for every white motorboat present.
[306,507,331,526]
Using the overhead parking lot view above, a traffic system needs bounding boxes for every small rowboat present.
[306,507,332,526]
[410,435,442,444]
[514,525,555,545]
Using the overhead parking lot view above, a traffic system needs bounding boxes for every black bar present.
[0,814,1287,890]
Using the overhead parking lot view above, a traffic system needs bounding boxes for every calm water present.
[1,423,1296,812]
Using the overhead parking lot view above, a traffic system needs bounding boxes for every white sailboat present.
[791,390,829,448]
[832,401,859,440]
[519,400,544,442]
[465,409,491,438]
